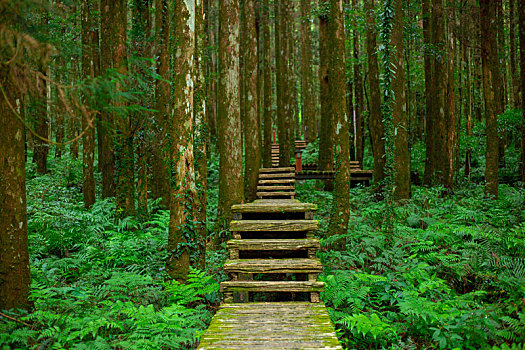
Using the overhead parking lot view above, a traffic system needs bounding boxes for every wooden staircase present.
[271,140,308,167]
[221,167,324,303]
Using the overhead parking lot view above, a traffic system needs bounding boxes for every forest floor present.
[1,152,524,349]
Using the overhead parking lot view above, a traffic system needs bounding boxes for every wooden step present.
[232,199,316,213]
[224,258,323,274]
[257,185,295,191]
[258,178,296,185]
[230,220,318,232]
[220,281,324,293]
[259,167,295,173]
[257,191,296,198]
[259,172,295,179]
[227,239,320,251]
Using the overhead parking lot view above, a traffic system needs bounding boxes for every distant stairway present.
[257,167,296,199]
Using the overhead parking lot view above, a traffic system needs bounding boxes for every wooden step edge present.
[220,281,324,293]
[259,167,295,173]
[224,258,323,273]
[257,186,295,191]
[257,191,296,197]
[259,173,295,179]
[230,219,317,232]
[227,238,320,251]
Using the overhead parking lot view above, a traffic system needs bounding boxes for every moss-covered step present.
[197,302,342,349]
[257,178,296,185]
[259,167,295,173]
[256,191,296,198]
[229,219,317,232]
[258,172,295,179]
[220,281,324,293]
[223,258,322,274]
[227,238,320,251]
[256,185,295,191]
[232,199,316,214]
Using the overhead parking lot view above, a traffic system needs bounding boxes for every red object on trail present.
[295,151,302,172]
[272,130,276,144]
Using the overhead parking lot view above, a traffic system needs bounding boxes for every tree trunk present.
[151,0,170,208]
[392,0,410,200]
[243,0,261,202]
[167,0,195,282]
[301,0,316,144]
[365,0,385,185]
[480,0,499,197]
[318,8,334,190]
[217,0,243,232]
[327,0,350,242]
[519,0,525,182]
[262,0,273,168]
[33,66,49,174]
[194,0,207,270]
[352,0,364,166]
[100,0,116,197]
[444,5,456,189]
[496,0,506,167]
[0,76,30,311]
[509,0,520,109]
[422,0,433,185]
[81,0,96,209]
[206,0,218,140]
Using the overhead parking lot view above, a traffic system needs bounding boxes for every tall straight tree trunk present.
[33,69,49,174]
[519,0,525,182]
[243,0,261,202]
[392,0,410,200]
[152,0,170,208]
[0,77,30,311]
[365,0,385,185]
[318,9,334,189]
[465,47,473,178]
[509,0,520,109]
[167,0,195,282]
[352,0,364,166]
[100,0,115,198]
[328,0,350,242]
[55,55,65,159]
[110,0,135,217]
[480,0,499,197]
[217,0,243,231]
[301,0,315,144]
[444,6,456,189]
[422,0,433,185]
[206,0,218,140]
[194,0,207,270]
[262,0,273,168]
[81,0,96,209]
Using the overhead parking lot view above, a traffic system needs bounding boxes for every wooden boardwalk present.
[198,168,342,349]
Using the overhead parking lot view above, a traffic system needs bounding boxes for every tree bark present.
[262,0,273,168]
[352,0,364,166]
[0,76,30,311]
[444,4,456,189]
[480,0,499,197]
[217,0,243,231]
[301,0,316,144]
[327,0,350,242]
[100,0,116,197]
[194,0,207,270]
[167,0,195,282]
[509,0,520,109]
[81,0,96,209]
[519,0,525,182]
[243,0,261,202]
[365,0,385,185]
[392,0,410,200]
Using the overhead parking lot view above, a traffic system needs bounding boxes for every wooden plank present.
[258,178,296,184]
[232,199,316,213]
[257,185,295,191]
[257,191,296,197]
[259,172,295,179]
[198,302,342,349]
[259,167,295,173]
[223,258,322,273]
[227,238,320,251]
[229,219,318,232]
[220,281,324,292]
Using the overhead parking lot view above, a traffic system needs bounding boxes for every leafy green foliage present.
[297,180,525,349]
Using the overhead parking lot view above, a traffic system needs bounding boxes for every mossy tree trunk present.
[518,0,525,182]
[480,0,499,198]
[81,0,96,209]
[167,0,196,282]
[262,0,273,168]
[365,0,385,185]
[392,0,410,200]
[194,0,208,270]
[217,0,243,233]
[243,0,261,202]
[327,0,350,243]
[0,73,31,311]
[301,0,315,144]
[352,0,364,166]
[100,0,116,198]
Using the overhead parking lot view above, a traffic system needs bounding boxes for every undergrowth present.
[297,180,525,349]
